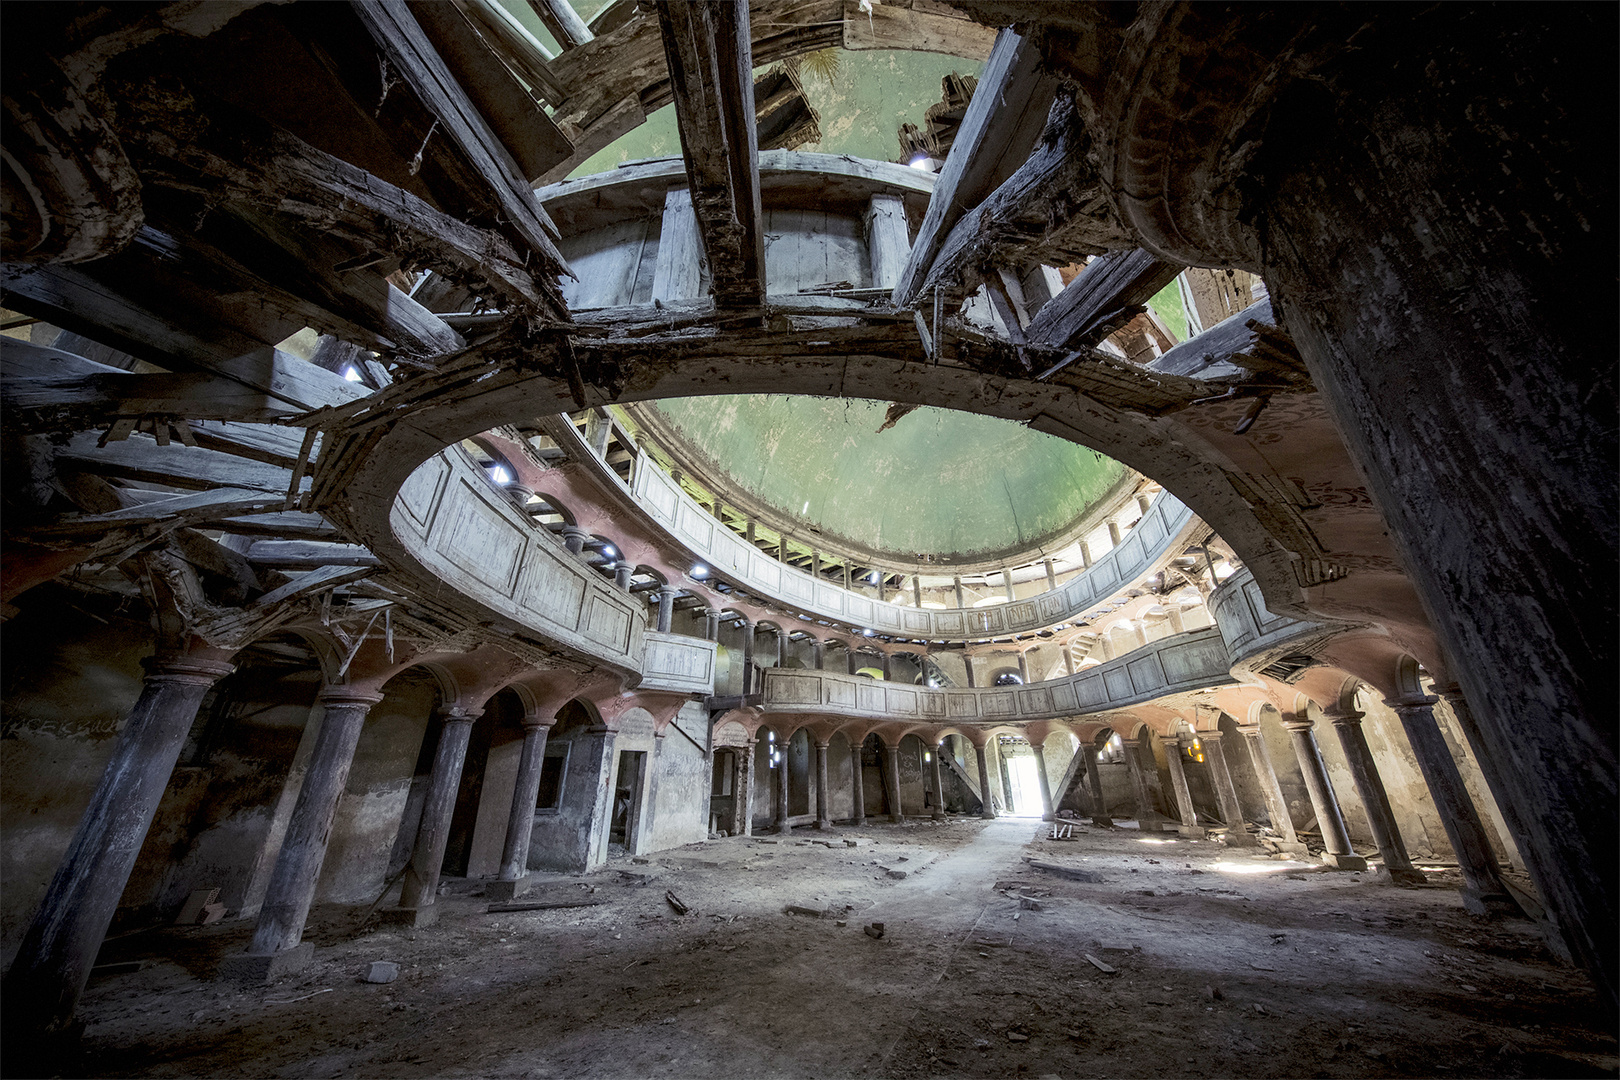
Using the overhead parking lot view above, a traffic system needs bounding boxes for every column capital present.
[1197,728,1225,742]
[815,740,831,750]
[1028,741,1047,753]
[1234,722,1264,738]
[521,714,559,732]
[437,705,483,725]
[1324,708,1367,727]
[317,687,386,708]
[142,654,236,684]
[1281,715,1316,732]
[1384,695,1439,712]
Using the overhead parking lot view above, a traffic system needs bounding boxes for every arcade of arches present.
[0,2,1613,1077]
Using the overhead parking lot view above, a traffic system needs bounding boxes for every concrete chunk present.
[364,961,399,984]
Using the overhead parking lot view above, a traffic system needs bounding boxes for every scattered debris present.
[176,888,226,925]
[864,922,885,939]
[363,961,399,984]
[664,891,689,916]
[487,900,603,914]
[1084,954,1116,974]
[1019,896,1043,911]
[1006,1030,1029,1042]
[1248,962,1277,972]
[267,988,333,1005]
[785,904,825,918]
[1025,858,1104,883]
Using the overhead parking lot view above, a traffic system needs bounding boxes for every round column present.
[740,621,756,695]
[1389,698,1515,911]
[1122,738,1162,828]
[1327,710,1424,884]
[849,739,866,824]
[930,741,947,820]
[1030,741,1055,821]
[1283,716,1367,870]
[736,744,755,836]
[562,525,590,556]
[498,716,557,882]
[703,607,721,643]
[885,741,905,822]
[397,707,481,918]
[814,741,832,829]
[1235,722,1300,845]
[773,742,792,835]
[655,587,677,633]
[1084,742,1112,826]
[1198,731,1257,847]
[973,742,996,820]
[3,653,234,1036]
[249,688,384,954]
[613,562,633,591]
[1160,735,1200,835]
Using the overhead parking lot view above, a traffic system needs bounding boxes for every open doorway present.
[1005,749,1046,818]
[610,750,647,852]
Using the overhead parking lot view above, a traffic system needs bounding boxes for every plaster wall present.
[647,702,711,851]
[526,725,615,873]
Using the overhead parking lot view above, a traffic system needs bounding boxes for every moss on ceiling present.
[644,396,1128,565]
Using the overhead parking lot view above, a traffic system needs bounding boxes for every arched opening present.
[441,688,527,881]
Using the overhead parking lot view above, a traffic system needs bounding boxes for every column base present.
[1263,839,1311,857]
[815,819,832,830]
[485,876,534,902]
[377,905,439,928]
[1380,866,1429,887]
[218,942,314,984]
[1091,816,1115,828]
[1320,851,1370,871]
[1177,824,1207,839]
[1459,887,1523,918]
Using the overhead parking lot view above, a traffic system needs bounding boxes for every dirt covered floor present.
[43,818,1618,1079]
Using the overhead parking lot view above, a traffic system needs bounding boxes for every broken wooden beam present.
[527,0,594,50]
[656,0,765,308]
[244,541,381,569]
[486,899,604,913]
[1026,249,1184,354]
[892,27,1061,307]
[915,93,1138,302]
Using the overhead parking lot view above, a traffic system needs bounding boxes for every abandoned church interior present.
[1,1,1614,1077]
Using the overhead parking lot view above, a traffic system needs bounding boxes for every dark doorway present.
[611,750,647,850]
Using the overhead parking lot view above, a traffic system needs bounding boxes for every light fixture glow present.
[923,751,932,762]
[862,628,873,636]
[868,570,880,584]
[489,465,512,484]
[601,544,616,558]
[908,154,932,170]
[341,365,364,383]
[690,564,709,578]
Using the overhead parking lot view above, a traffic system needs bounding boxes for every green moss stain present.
[646,396,1125,562]
[570,49,984,177]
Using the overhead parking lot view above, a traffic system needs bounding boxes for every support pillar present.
[487,716,556,900]
[850,739,866,824]
[1030,741,1055,821]
[1122,738,1164,829]
[562,525,589,556]
[392,707,481,924]
[2,652,234,1036]
[613,562,633,591]
[814,742,831,829]
[1236,722,1303,850]
[736,744,755,836]
[1327,710,1424,884]
[974,742,996,820]
[885,741,904,822]
[809,638,824,670]
[655,587,677,633]
[1160,735,1203,837]
[773,743,791,834]
[1390,698,1517,914]
[1198,731,1257,847]
[1283,716,1368,870]
[231,688,383,976]
[930,742,947,820]
[1083,742,1112,826]
[740,620,756,695]
[703,607,721,642]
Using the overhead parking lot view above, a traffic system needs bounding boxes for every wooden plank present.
[408,0,574,182]
[891,27,1060,307]
[190,421,313,469]
[1145,299,1302,382]
[2,373,293,432]
[54,431,299,494]
[1026,249,1183,351]
[528,0,594,49]
[840,0,996,59]
[649,187,706,302]
[22,489,284,539]
[656,0,765,307]
[251,564,372,608]
[245,540,381,568]
[350,0,567,265]
[211,509,340,540]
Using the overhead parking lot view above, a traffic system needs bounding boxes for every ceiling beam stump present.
[655,0,765,308]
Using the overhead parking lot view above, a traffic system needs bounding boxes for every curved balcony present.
[757,627,1235,725]
[1208,566,1339,672]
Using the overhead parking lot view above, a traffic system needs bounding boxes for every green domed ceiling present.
[638,396,1130,568]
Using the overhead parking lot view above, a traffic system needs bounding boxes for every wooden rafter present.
[656,0,765,308]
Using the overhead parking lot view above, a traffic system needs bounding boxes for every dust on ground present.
[50,819,1618,1078]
